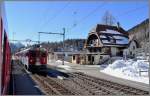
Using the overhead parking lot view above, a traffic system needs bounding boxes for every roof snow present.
[100,35,128,45]
[99,29,129,45]
[101,29,121,34]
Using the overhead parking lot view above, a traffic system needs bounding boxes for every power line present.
[39,2,70,31]
[68,4,147,35]
[10,39,39,43]
[116,5,148,18]
[68,2,106,31]
[36,5,52,32]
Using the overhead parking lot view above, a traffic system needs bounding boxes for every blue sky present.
[5,1,148,44]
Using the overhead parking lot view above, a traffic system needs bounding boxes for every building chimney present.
[117,22,120,29]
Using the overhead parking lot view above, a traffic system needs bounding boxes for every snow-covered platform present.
[48,60,149,92]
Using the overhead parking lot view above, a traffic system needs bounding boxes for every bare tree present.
[102,11,116,26]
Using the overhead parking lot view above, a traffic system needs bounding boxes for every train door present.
[28,50,36,65]
[40,51,47,65]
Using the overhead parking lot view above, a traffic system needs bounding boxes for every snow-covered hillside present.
[100,59,149,84]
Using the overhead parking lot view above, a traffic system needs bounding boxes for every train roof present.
[15,48,31,55]
[15,47,47,55]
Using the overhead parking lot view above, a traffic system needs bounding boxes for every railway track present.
[31,74,75,95]
[68,72,149,95]
[31,72,149,95]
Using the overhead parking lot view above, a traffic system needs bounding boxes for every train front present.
[28,47,48,74]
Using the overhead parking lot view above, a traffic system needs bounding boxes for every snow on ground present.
[55,60,70,64]
[48,60,72,71]
[57,65,72,71]
[100,59,149,84]
[84,65,100,68]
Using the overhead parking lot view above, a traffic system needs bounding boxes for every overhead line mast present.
[38,28,66,65]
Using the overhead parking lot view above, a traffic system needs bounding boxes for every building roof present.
[86,24,129,47]
[127,18,149,33]
[90,24,128,36]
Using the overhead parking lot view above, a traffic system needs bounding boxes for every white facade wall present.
[128,41,137,56]
[111,47,118,56]
[94,55,100,64]
[123,40,137,57]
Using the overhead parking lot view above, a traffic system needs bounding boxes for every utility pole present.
[13,32,15,44]
[62,28,65,65]
[38,32,40,44]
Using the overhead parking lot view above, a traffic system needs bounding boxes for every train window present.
[29,51,36,57]
[25,52,29,56]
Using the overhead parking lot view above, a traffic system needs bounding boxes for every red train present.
[15,46,48,74]
[0,1,11,95]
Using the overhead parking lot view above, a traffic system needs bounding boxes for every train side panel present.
[0,1,11,95]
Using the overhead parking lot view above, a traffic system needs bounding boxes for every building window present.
[73,55,75,60]
[130,51,132,55]
[133,46,135,50]
[92,56,94,62]
[88,56,91,61]
[100,56,103,59]
[99,48,101,52]
[94,49,96,52]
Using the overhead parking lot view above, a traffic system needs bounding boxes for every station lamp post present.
[38,28,66,65]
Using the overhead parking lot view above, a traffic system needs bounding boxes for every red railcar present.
[0,1,11,95]
[16,47,47,74]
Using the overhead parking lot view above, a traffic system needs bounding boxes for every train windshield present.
[29,50,47,57]
[29,50,36,57]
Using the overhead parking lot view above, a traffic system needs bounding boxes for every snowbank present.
[48,60,70,65]
[100,59,149,84]
[56,60,70,64]
[48,60,72,71]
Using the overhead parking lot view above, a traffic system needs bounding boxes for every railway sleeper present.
[73,77,113,95]
[74,75,117,95]
[53,78,81,95]
[46,77,74,95]
[66,79,91,95]
[72,72,148,95]
[78,73,149,94]
[71,78,95,95]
